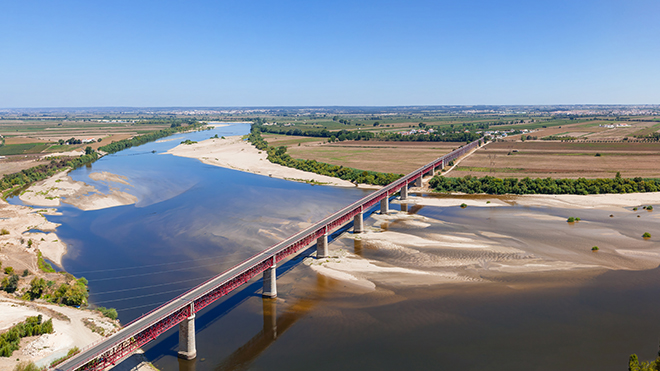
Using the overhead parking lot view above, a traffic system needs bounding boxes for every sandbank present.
[19,170,138,211]
[307,192,660,290]
[166,135,379,189]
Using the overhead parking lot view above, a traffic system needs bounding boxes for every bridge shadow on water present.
[143,202,383,371]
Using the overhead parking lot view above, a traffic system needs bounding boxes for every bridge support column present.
[262,259,277,298]
[415,176,422,188]
[178,305,196,360]
[353,212,364,233]
[430,167,435,176]
[441,159,445,170]
[380,198,389,214]
[317,233,328,258]
[400,184,408,200]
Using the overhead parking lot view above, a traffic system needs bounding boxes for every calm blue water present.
[9,123,370,322]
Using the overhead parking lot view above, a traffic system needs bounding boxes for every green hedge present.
[429,175,660,195]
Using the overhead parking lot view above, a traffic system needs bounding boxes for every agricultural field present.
[452,141,660,179]
[0,117,173,175]
[264,134,458,174]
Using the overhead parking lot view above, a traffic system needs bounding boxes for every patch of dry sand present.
[19,170,137,211]
[166,135,380,189]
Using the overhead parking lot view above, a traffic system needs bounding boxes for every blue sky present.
[1,0,658,107]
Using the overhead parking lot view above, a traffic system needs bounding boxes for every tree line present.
[429,174,660,195]
[0,153,99,193]
[247,127,402,186]
[98,122,205,154]
[0,315,53,357]
[252,124,482,143]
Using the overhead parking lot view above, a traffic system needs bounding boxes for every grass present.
[0,143,51,156]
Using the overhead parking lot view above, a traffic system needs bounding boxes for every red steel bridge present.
[54,138,482,371]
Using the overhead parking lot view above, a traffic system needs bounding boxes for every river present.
[8,123,660,370]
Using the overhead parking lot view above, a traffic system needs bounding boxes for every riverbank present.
[166,135,381,189]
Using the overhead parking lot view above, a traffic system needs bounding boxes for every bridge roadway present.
[54,139,481,371]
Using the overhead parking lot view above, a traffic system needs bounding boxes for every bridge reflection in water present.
[175,274,336,371]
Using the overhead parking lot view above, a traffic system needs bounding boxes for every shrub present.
[567,217,575,223]
[460,203,467,208]
[591,246,599,251]
[643,232,652,238]
[36,251,55,273]
[633,207,638,211]
[22,269,29,277]
[0,228,8,235]
[648,205,654,211]
[97,307,118,320]
[13,362,44,371]
[595,153,601,157]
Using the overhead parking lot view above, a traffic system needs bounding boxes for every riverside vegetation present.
[0,315,53,357]
[248,126,402,186]
[429,174,660,195]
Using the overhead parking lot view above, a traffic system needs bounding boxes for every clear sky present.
[1,0,658,107]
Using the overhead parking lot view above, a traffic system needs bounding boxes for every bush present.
[591,246,599,251]
[4,266,14,275]
[643,232,652,238]
[36,251,55,273]
[22,269,29,277]
[0,228,8,235]
[567,217,575,223]
[13,362,44,371]
[633,207,638,211]
[460,203,467,208]
[648,205,654,211]
[97,307,118,320]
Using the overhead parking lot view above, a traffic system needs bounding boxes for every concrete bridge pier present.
[262,258,277,298]
[317,233,328,258]
[400,184,408,200]
[415,176,422,188]
[353,212,364,233]
[380,198,389,214]
[178,304,197,360]
[430,167,435,176]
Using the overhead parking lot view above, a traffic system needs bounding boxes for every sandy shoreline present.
[166,135,380,189]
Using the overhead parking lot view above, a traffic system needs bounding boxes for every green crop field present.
[0,143,51,155]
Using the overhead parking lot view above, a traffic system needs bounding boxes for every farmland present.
[451,141,660,179]
[265,134,458,174]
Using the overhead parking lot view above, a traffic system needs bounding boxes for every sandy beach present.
[166,135,380,189]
